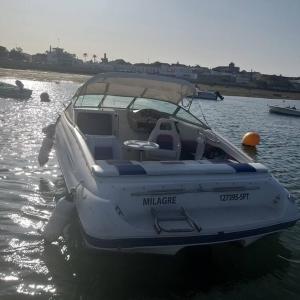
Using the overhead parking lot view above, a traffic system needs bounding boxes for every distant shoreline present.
[1,67,300,100]
[198,83,300,101]
[0,67,90,83]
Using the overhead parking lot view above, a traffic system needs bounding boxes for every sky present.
[1,0,300,77]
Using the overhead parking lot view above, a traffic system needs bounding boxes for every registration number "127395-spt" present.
[220,193,249,202]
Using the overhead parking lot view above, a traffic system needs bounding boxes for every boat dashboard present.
[127,108,171,133]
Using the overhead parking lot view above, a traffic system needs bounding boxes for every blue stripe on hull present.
[117,164,146,175]
[107,160,146,175]
[228,163,256,173]
[106,161,258,175]
[82,220,297,249]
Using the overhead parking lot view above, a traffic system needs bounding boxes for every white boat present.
[51,72,299,255]
[192,90,224,101]
[269,105,300,117]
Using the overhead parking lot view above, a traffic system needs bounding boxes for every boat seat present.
[94,146,113,160]
[147,118,181,160]
[85,135,121,160]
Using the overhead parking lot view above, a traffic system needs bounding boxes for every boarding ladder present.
[151,207,201,234]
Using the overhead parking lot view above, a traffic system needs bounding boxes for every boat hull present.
[269,105,300,117]
[72,182,298,255]
[0,88,32,99]
[81,221,296,255]
[192,91,223,101]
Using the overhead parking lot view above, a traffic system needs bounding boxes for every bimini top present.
[75,72,196,104]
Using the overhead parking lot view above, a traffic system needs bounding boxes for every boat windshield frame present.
[73,94,209,128]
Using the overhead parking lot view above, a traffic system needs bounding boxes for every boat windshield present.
[74,94,134,108]
[131,98,178,115]
[175,107,204,126]
[130,98,206,127]
[74,94,206,127]
[75,95,103,107]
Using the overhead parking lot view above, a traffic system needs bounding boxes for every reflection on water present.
[41,235,293,299]
[0,76,299,299]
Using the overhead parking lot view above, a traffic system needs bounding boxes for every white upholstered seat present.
[85,135,121,160]
[147,118,181,160]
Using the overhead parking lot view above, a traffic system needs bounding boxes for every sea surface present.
[0,75,299,299]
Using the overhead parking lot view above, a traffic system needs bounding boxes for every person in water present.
[40,92,50,102]
[15,80,24,90]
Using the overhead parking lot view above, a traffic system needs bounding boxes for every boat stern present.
[74,161,299,255]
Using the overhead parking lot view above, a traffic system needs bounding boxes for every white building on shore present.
[97,56,198,80]
[46,46,77,65]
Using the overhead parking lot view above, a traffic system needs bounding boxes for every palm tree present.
[92,54,97,63]
[83,53,88,62]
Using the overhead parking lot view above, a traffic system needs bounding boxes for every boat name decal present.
[220,193,249,201]
[143,196,177,206]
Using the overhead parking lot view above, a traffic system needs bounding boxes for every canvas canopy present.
[76,72,196,104]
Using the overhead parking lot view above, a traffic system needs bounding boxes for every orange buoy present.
[242,132,260,147]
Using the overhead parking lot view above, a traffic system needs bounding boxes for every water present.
[0,75,299,299]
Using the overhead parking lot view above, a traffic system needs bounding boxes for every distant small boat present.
[269,105,300,117]
[192,90,224,101]
[0,81,32,99]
